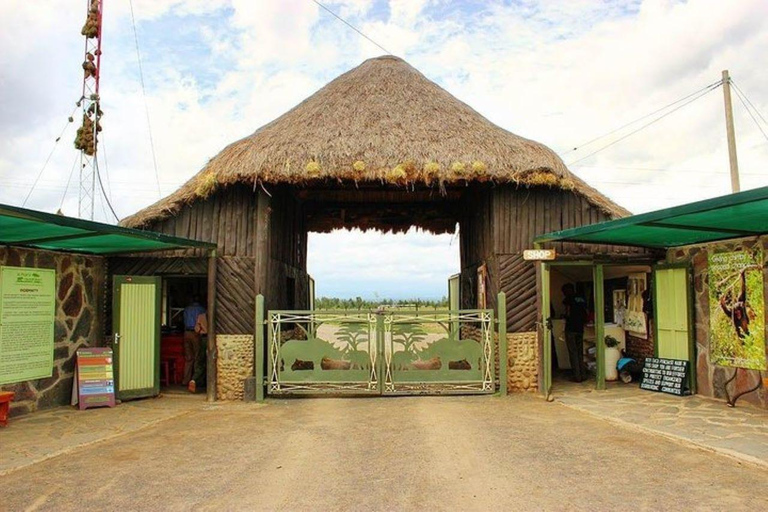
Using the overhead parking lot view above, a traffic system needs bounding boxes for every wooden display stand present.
[0,391,14,427]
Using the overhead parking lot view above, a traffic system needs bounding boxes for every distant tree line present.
[315,296,449,310]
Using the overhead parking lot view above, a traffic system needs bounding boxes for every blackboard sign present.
[640,357,690,396]
[76,347,116,410]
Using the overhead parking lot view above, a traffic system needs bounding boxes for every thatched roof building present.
[122,55,627,229]
[113,56,644,399]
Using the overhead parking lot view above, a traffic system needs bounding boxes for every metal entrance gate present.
[265,307,497,396]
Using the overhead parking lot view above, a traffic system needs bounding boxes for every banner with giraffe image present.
[708,248,766,370]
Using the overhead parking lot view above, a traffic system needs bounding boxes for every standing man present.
[183,297,206,391]
[562,284,588,383]
[188,309,208,393]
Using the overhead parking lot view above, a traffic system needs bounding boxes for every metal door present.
[654,266,692,360]
[113,276,161,400]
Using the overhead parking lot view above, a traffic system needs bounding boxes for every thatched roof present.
[122,55,629,228]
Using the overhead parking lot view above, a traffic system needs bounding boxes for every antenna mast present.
[74,0,104,220]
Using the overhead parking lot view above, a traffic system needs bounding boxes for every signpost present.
[640,357,690,396]
[0,266,55,385]
[523,249,556,261]
[76,347,116,410]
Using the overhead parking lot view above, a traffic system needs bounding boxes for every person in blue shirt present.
[182,297,206,390]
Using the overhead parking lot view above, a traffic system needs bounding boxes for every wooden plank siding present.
[457,186,650,331]
[108,185,310,336]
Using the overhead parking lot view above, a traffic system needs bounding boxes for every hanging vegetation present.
[82,53,97,80]
[73,111,102,156]
[305,161,321,177]
[195,172,219,199]
[81,1,100,38]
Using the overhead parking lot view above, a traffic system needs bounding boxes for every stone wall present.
[667,237,767,409]
[461,325,539,393]
[0,247,105,417]
[216,334,254,401]
[507,331,538,392]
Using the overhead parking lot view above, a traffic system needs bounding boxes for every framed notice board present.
[0,266,56,385]
[76,347,116,410]
[640,357,691,396]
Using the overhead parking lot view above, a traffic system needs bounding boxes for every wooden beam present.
[206,249,218,402]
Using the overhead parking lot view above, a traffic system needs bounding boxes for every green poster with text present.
[0,266,56,385]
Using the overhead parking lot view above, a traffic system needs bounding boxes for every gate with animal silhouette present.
[266,306,496,396]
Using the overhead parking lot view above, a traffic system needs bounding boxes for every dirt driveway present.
[2,395,767,511]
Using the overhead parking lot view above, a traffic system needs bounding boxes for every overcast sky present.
[1,0,767,299]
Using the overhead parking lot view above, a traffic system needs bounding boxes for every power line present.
[100,132,114,201]
[731,80,768,127]
[128,0,162,198]
[571,164,763,176]
[22,103,79,207]
[311,0,392,55]
[730,79,768,146]
[561,79,723,156]
[567,83,722,166]
[58,153,80,213]
[95,155,119,222]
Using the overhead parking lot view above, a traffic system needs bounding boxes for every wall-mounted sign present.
[708,248,766,370]
[640,357,690,396]
[0,266,56,385]
[523,249,556,261]
[76,347,116,410]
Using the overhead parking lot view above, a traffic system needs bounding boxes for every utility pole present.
[721,70,740,193]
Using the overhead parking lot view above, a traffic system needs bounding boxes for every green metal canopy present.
[535,185,768,249]
[0,203,215,255]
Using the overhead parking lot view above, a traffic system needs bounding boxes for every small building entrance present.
[109,257,212,401]
[542,261,695,397]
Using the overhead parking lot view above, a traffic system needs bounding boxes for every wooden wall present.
[266,187,310,313]
[150,185,258,258]
[110,184,310,336]
[457,186,651,332]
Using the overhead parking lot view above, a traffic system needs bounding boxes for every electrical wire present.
[95,154,119,222]
[571,164,763,176]
[561,79,724,156]
[58,153,81,212]
[100,132,114,201]
[567,83,722,166]
[731,80,768,127]
[311,0,392,55]
[22,103,80,207]
[730,80,768,146]
[128,0,162,198]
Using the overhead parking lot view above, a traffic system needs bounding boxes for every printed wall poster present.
[0,266,56,385]
[708,248,766,370]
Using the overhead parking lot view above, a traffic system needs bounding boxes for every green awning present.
[535,186,768,249]
[0,203,215,255]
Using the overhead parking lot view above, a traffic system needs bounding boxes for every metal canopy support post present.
[540,262,552,398]
[206,249,218,402]
[255,294,266,402]
[593,264,606,391]
[497,292,507,396]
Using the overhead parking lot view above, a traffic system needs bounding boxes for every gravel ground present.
[2,394,767,511]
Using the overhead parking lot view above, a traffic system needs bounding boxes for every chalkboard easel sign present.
[640,357,690,396]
